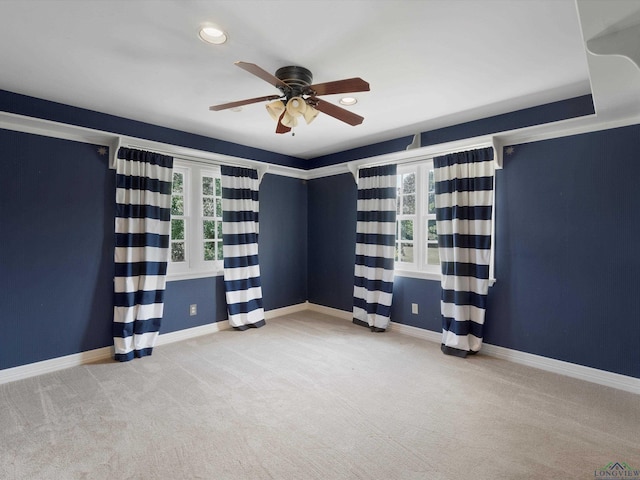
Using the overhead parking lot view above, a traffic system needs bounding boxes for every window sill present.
[166,269,223,282]
[394,269,497,287]
[394,269,441,281]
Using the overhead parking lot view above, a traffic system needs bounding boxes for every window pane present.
[203,198,215,217]
[428,169,434,192]
[400,220,413,240]
[171,219,184,240]
[427,243,440,265]
[171,242,185,262]
[403,194,415,214]
[203,220,215,240]
[203,241,215,261]
[428,192,436,215]
[216,198,222,217]
[427,219,437,241]
[171,195,184,216]
[217,241,224,260]
[215,177,221,197]
[172,172,183,194]
[202,176,214,196]
[403,173,415,194]
[400,243,414,262]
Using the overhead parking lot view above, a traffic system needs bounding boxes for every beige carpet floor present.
[1,311,638,479]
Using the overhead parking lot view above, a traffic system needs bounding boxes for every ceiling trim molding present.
[0,111,121,167]
[117,135,307,181]
[0,111,307,181]
[2,109,639,182]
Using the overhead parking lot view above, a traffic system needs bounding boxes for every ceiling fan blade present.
[235,61,289,89]
[209,94,281,111]
[275,111,291,134]
[307,78,370,96]
[310,97,364,126]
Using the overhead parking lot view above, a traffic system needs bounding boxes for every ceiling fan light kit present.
[303,104,319,124]
[266,100,285,121]
[210,61,369,134]
[286,97,307,116]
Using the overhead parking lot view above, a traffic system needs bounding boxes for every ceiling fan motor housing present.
[275,66,313,98]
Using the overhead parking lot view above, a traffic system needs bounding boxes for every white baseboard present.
[388,317,640,395]
[305,305,640,395]
[2,305,638,395]
[479,343,640,395]
[265,302,310,319]
[306,302,353,320]
[158,303,311,347]
[155,320,231,346]
[0,346,113,386]
[389,321,443,343]
[0,305,306,386]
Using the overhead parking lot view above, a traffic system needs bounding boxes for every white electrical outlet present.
[411,303,419,315]
[189,304,197,316]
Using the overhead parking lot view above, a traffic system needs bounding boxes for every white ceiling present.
[0,0,616,159]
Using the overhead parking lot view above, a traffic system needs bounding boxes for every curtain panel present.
[434,147,495,357]
[221,166,265,330]
[353,164,398,332]
[113,147,174,362]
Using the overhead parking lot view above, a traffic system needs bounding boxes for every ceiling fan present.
[210,62,370,134]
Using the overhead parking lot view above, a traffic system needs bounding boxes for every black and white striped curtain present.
[113,147,173,362]
[353,164,397,332]
[221,166,265,330]
[434,147,494,357]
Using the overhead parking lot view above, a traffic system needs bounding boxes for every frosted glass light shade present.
[303,105,319,124]
[266,100,285,121]
[286,97,307,117]
[281,112,298,128]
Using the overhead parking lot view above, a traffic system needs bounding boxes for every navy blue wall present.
[307,173,357,311]
[310,95,594,168]
[390,277,441,331]
[0,130,115,369]
[485,125,640,378]
[2,88,638,379]
[259,173,308,310]
[0,130,309,369]
[162,277,228,334]
[305,126,639,378]
[419,94,594,148]
[305,176,443,332]
[377,126,640,378]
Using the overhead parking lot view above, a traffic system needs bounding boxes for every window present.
[170,168,187,264]
[395,159,441,278]
[168,160,223,279]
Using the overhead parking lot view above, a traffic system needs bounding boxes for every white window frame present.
[167,159,224,281]
[394,159,442,281]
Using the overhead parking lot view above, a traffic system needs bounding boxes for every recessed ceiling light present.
[339,97,358,106]
[199,25,227,45]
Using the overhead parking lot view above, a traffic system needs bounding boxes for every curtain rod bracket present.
[109,137,122,170]
[492,136,504,170]
[257,165,269,184]
[406,133,421,150]
[347,162,358,183]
